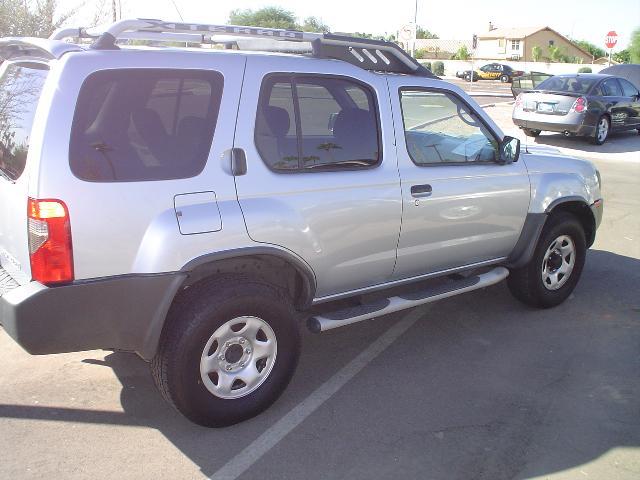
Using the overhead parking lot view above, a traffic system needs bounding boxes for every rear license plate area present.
[537,102,555,113]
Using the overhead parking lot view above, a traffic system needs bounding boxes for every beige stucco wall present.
[524,30,592,63]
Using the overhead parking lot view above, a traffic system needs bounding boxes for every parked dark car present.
[456,63,524,83]
[511,71,553,98]
[512,73,640,145]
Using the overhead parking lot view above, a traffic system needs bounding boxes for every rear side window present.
[0,63,48,181]
[70,69,223,182]
[255,75,380,172]
[599,79,623,97]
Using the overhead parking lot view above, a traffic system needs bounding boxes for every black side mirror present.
[498,136,520,164]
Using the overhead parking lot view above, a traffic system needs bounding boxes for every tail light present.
[27,198,74,285]
[571,96,588,113]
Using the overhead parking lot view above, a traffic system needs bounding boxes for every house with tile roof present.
[475,26,593,63]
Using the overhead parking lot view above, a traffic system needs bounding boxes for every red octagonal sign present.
[605,31,618,49]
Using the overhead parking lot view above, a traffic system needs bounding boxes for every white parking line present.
[208,305,430,480]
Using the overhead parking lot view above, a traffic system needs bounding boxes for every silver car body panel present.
[0,44,602,308]
[386,77,531,279]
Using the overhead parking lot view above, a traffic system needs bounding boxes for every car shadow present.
[0,248,638,479]
[533,129,640,154]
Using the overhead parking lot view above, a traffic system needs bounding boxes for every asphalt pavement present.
[0,102,639,480]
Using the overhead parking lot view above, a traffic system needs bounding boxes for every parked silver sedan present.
[513,73,640,145]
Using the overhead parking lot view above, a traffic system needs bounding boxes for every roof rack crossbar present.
[50,18,436,78]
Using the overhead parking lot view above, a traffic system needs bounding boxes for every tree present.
[0,0,75,38]
[572,39,605,60]
[451,45,471,60]
[631,27,640,63]
[531,45,542,62]
[416,26,438,39]
[301,16,329,33]
[547,45,567,62]
[614,49,631,63]
[229,7,298,30]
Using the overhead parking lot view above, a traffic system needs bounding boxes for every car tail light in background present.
[27,198,74,285]
[571,96,588,113]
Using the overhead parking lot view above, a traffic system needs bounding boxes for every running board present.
[307,267,509,333]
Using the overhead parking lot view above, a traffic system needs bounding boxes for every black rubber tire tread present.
[523,128,541,137]
[151,274,300,427]
[507,212,586,308]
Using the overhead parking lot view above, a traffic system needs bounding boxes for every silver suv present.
[0,19,603,427]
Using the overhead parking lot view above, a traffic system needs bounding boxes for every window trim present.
[69,68,224,183]
[254,72,383,174]
[397,86,503,168]
[618,78,639,97]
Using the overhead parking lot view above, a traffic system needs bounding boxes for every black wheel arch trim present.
[508,197,597,268]
[180,246,317,309]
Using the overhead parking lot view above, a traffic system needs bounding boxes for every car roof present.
[552,73,613,80]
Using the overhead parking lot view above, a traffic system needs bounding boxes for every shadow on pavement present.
[533,129,640,154]
[0,249,638,479]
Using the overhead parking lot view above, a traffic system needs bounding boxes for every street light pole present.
[412,0,418,57]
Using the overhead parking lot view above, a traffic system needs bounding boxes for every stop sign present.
[605,31,618,49]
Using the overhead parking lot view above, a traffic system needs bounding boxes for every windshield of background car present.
[536,76,597,94]
[0,62,49,181]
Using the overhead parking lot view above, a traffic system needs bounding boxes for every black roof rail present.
[50,18,436,78]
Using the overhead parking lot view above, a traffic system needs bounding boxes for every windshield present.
[536,76,596,94]
[0,63,49,181]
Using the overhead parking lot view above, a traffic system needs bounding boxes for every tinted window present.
[0,63,48,181]
[400,90,498,165]
[599,79,623,96]
[70,69,223,182]
[619,78,639,97]
[537,76,596,94]
[255,75,380,172]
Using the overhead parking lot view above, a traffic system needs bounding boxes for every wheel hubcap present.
[200,316,277,399]
[597,118,608,142]
[541,235,576,290]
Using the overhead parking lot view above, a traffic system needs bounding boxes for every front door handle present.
[231,148,247,176]
[411,184,432,198]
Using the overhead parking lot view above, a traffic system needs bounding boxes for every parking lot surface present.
[1,104,639,480]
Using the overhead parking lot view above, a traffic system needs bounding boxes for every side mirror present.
[498,136,520,164]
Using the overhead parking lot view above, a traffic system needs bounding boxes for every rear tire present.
[591,115,610,145]
[508,212,586,308]
[152,276,300,427]
[523,128,541,137]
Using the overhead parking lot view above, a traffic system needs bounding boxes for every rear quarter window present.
[0,63,48,181]
[69,69,223,182]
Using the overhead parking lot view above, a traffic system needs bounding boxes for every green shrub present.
[422,61,432,71]
[433,61,445,75]
[578,66,592,73]
[414,48,428,59]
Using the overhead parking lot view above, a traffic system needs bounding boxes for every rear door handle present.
[411,184,432,198]
[231,148,247,176]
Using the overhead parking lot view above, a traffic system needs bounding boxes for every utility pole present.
[412,0,418,57]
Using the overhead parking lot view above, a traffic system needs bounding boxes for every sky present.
[59,0,639,50]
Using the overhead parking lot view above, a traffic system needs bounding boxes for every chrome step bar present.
[308,267,509,333]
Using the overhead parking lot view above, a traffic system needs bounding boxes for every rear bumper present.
[513,109,597,136]
[0,272,185,360]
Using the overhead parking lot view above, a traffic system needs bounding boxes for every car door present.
[618,78,640,128]
[233,56,402,299]
[599,78,628,130]
[388,78,530,280]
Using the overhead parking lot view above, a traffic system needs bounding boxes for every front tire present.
[500,74,510,83]
[508,212,586,308]
[591,115,610,145]
[523,128,541,137]
[152,276,300,427]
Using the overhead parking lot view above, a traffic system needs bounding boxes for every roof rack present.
[50,18,436,78]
